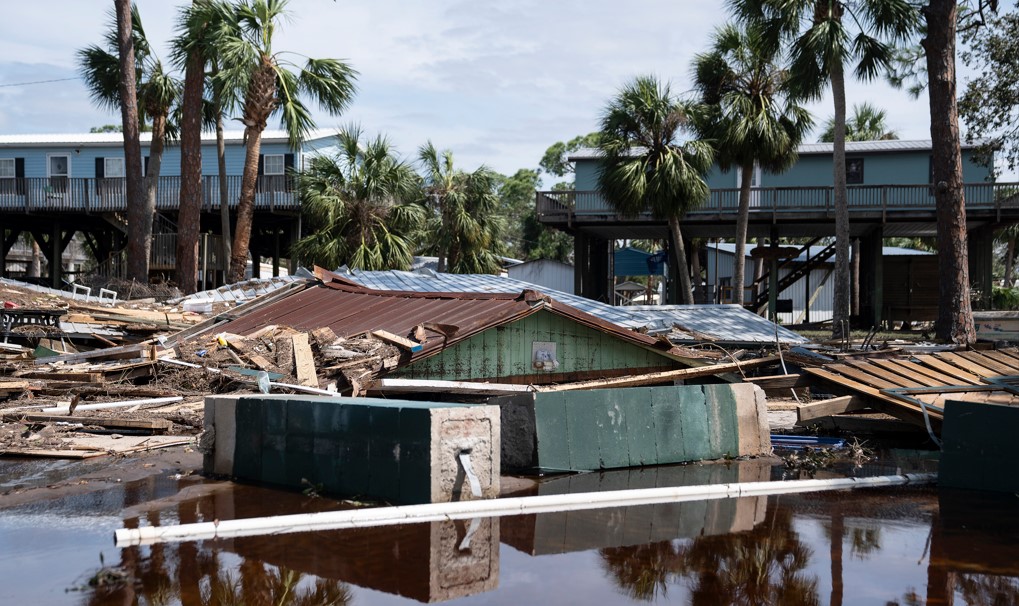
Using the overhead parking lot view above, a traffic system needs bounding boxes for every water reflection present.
[5,455,1019,605]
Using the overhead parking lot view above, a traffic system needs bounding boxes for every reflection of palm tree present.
[599,504,820,605]
[956,574,1019,605]
[599,542,679,601]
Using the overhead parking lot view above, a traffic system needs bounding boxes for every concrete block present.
[203,395,500,504]
[941,399,1019,493]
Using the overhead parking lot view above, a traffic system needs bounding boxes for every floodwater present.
[2,451,1018,605]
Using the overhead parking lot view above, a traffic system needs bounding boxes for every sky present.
[0,0,987,185]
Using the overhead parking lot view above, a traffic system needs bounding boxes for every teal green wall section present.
[532,384,744,471]
[940,399,1019,493]
[392,309,676,381]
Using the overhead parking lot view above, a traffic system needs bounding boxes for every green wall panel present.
[394,309,674,381]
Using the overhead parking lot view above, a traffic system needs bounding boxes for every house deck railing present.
[0,175,299,214]
[537,183,1019,220]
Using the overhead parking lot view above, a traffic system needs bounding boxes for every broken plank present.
[371,330,423,352]
[958,351,1017,376]
[843,360,925,387]
[867,359,943,387]
[18,371,103,383]
[803,367,939,428]
[537,356,779,392]
[744,374,811,389]
[32,341,155,366]
[796,395,869,423]
[883,359,977,387]
[292,333,317,387]
[934,352,1003,378]
[367,377,535,396]
[980,350,1019,371]
[827,363,907,389]
[0,413,172,432]
[310,326,339,347]
[0,435,193,459]
[911,355,984,385]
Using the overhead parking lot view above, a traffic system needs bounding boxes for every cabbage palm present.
[694,24,813,306]
[597,75,713,305]
[78,3,180,282]
[819,102,897,142]
[291,127,423,271]
[217,0,357,282]
[418,143,505,274]
[730,0,918,337]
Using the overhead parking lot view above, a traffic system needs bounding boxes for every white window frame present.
[0,158,14,179]
[263,154,285,176]
[735,163,763,189]
[104,157,125,178]
[47,153,70,178]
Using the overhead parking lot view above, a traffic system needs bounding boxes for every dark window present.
[846,158,864,184]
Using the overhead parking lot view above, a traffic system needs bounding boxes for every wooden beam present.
[291,333,317,387]
[744,373,811,389]
[796,395,869,423]
[32,341,154,366]
[537,356,779,392]
[371,330,423,352]
[0,413,172,432]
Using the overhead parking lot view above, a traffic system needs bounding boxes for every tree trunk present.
[116,0,147,284]
[690,239,703,302]
[668,215,694,304]
[924,0,976,344]
[1005,235,1016,287]
[851,238,860,316]
[29,239,41,277]
[176,41,204,295]
[229,126,263,282]
[734,163,753,306]
[142,113,165,272]
[830,512,845,606]
[754,236,765,303]
[831,60,852,340]
[213,64,231,277]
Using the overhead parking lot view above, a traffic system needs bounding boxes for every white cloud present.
[0,0,950,177]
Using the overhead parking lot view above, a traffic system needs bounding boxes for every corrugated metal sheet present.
[344,269,806,344]
[220,276,686,366]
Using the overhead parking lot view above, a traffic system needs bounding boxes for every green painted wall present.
[531,384,744,471]
[393,309,675,381]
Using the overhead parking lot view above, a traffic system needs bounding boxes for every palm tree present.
[217,0,357,283]
[290,127,423,271]
[418,143,505,274]
[597,75,713,305]
[693,24,813,307]
[730,0,918,338]
[819,102,897,142]
[80,3,178,283]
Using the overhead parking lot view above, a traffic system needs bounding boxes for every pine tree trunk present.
[851,238,860,316]
[176,42,204,294]
[690,239,703,302]
[1005,236,1015,287]
[734,163,753,306]
[831,60,852,340]
[29,239,41,277]
[229,126,263,282]
[116,0,147,284]
[924,0,976,344]
[142,114,165,273]
[668,215,694,304]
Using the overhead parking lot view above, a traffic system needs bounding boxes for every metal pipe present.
[114,472,936,547]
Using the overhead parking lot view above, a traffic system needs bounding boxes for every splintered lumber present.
[367,378,535,396]
[291,333,317,387]
[803,367,938,428]
[40,396,183,414]
[371,330,423,352]
[796,395,869,423]
[1,435,193,459]
[225,335,273,370]
[0,380,29,395]
[32,341,155,366]
[744,374,811,389]
[310,326,339,347]
[0,413,172,433]
[537,356,779,392]
[18,371,103,383]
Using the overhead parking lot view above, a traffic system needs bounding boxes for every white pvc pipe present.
[41,396,183,413]
[114,472,935,547]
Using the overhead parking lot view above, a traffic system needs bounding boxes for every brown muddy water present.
[1,450,1017,605]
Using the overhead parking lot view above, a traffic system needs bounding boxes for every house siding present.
[392,308,676,382]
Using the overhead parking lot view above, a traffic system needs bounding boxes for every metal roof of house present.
[0,129,335,148]
[568,139,983,161]
[343,268,807,344]
[219,272,688,364]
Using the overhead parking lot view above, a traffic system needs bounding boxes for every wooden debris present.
[371,329,423,352]
[291,333,318,387]
[1,413,172,433]
[538,356,779,392]
[796,396,868,423]
[310,326,339,348]
[31,341,155,366]
[1,435,193,459]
